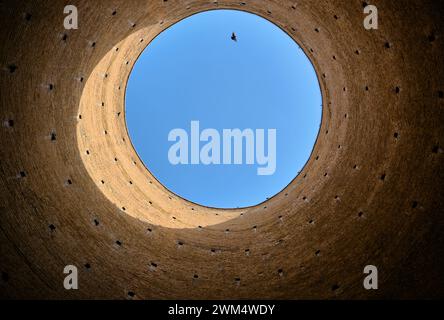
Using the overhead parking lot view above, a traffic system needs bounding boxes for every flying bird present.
[231,32,237,42]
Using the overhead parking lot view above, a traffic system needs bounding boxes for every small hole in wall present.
[412,201,418,209]
[115,240,122,246]
[365,86,369,91]
[150,262,158,270]
[315,249,321,256]
[432,145,441,153]
[147,228,152,233]
[384,42,391,49]
[234,277,241,285]
[438,91,443,99]
[380,173,386,181]
[49,224,56,231]
[112,10,117,16]
[278,269,284,277]
[23,12,32,21]
[78,114,82,120]
[86,150,90,155]
[193,274,199,279]
[427,33,436,42]
[394,132,399,139]
[308,219,314,224]
[50,132,57,141]
[358,211,364,218]
[314,28,319,33]
[245,249,250,255]
[395,86,400,94]
[353,164,358,170]
[6,119,14,127]
[127,291,135,298]
[1,272,9,282]
[19,171,26,178]
[84,263,91,269]
[334,14,339,20]
[172,216,176,220]
[129,181,133,185]
[91,42,96,48]
[66,179,72,185]
[7,64,17,73]
[48,84,54,91]
[332,284,340,291]
[121,207,126,211]
[355,50,360,55]
[93,219,99,226]
[62,33,68,41]
[101,180,105,184]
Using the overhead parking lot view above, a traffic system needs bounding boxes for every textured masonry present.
[0,0,443,299]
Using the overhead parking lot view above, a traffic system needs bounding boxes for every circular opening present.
[126,10,321,208]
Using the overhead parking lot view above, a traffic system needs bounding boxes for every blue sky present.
[126,10,321,208]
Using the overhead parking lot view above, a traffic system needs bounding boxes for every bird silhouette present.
[231,32,237,42]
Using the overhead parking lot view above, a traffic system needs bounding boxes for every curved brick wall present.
[0,0,443,299]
